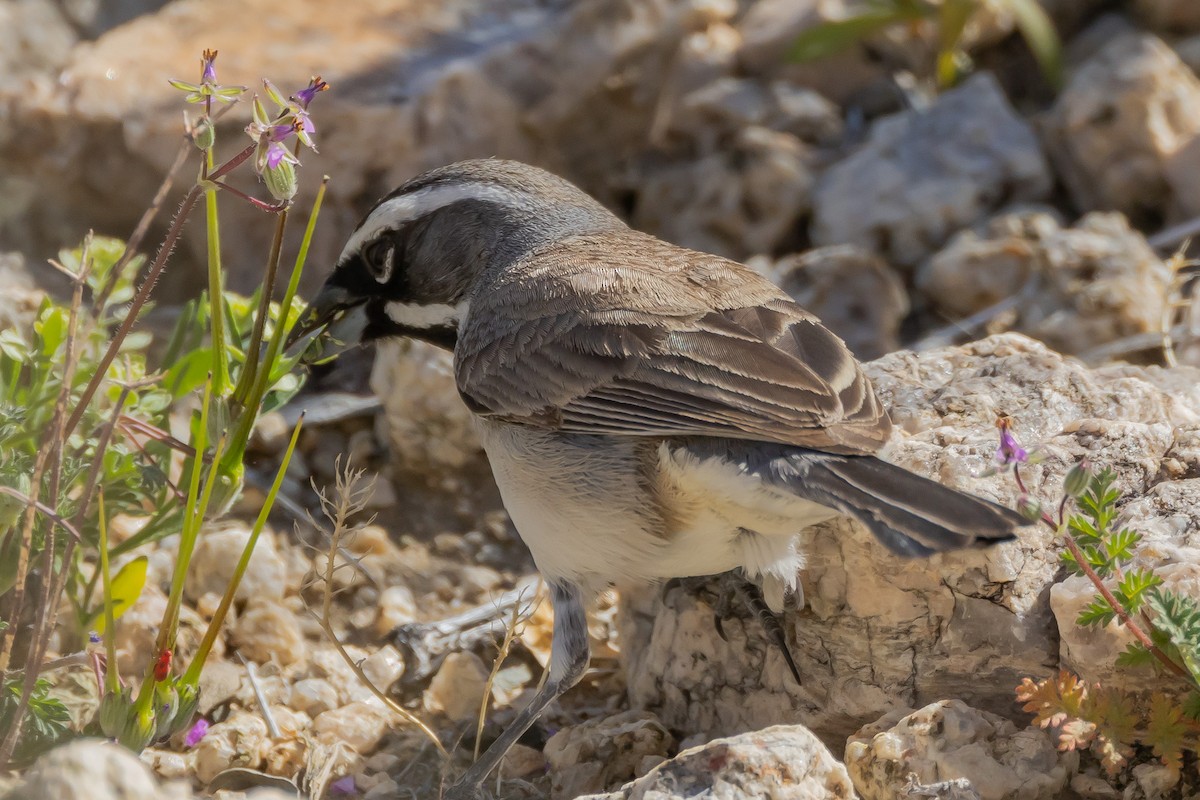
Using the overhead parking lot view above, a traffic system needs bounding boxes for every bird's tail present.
[765,450,1025,557]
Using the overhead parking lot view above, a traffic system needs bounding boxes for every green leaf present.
[1000,0,1063,88]
[789,6,928,63]
[1116,568,1163,614]
[0,329,28,362]
[1115,642,1154,669]
[1146,587,1200,682]
[34,306,70,357]
[165,348,213,400]
[1078,597,1116,628]
[93,555,148,634]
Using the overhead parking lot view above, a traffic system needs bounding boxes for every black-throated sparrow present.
[291,159,1024,798]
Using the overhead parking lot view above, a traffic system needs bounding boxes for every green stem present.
[221,177,326,474]
[204,148,228,395]
[182,413,304,686]
[232,210,288,406]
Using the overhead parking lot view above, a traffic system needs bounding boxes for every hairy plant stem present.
[63,186,203,438]
[0,242,92,769]
[1013,465,1193,684]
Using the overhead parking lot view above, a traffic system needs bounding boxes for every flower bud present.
[263,159,297,202]
[153,682,179,740]
[166,683,201,738]
[192,117,216,151]
[98,687,132,739]
[1017,494,1043,522]
[1063,459,1092,499]
[118,704,157,752]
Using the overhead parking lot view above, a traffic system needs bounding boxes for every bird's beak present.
[287,285,356,346]
[285,284,368,357]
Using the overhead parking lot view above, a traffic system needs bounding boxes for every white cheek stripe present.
[339,182,528,264]
[384,300,470,330]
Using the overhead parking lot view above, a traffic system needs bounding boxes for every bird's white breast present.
[474,420,838,604]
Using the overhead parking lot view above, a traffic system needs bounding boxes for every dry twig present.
[303,458,448,758]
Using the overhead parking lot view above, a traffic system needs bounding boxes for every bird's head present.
[288,159,622,355]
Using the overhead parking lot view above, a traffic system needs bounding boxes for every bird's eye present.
[363,239,395,284]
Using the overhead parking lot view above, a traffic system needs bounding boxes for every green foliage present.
[790,0,1062,89]
[1062,468,1140,580]
[0,677,71,765]
[1014,458,1200,776]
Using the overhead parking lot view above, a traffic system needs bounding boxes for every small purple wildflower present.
[246,97,302,175]
[168,48,245,106]
[88,631,101,645]
[329,776,357,796]
[995,416,1027,467]
[292,76,330,110]
[184,717,209,748]
[201,49,218,84]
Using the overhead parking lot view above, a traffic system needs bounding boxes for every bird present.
[288,158,1025,799]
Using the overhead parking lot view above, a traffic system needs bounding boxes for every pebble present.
[232,598,306,666]
[289,678,340,717]
[193,711,269,784]
[424,651,490,722]
[313,701,393,751]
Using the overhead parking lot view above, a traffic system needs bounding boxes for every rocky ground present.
[4,0,1200,798]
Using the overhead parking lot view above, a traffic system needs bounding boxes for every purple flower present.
[292,76,330,110]
[88,631,101,644]
[246,97,302,175]
[201,49,218,84]
[330,776,357,796]
[995,417,1028,467]
[184,718,209,748]
[168,48,245,106]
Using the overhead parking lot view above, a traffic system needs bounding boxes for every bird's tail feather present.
[769,451,1025,557]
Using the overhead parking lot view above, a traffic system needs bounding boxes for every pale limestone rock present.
[359,646,404,693]
[543,710,675,799]
[811,74,1050,269]
[845,700,1074,800]
[501,743,547,779]
[371,337,481,477]
[578,724,855,800]
[423,651,489,722]
[194,711,269,785]
[755,245,909,360]
[288,678,339,717]
[231,598,306,666]
[917,211,1172,359]
[9,739,190,800]
[633,126,814,262]
[621,334,1200,744]
[1044,33,1200,222]
[375,584,418,635]
[312,701,393,752]
[186,525,288,603]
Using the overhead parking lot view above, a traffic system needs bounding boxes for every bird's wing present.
[455,231,891,454]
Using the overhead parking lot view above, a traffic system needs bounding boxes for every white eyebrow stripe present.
[384,300,471,330]
[339,182,529,264]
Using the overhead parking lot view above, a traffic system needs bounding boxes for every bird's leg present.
[390,576,540,690]
[444,581,590,800]
[735,578,803,686]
